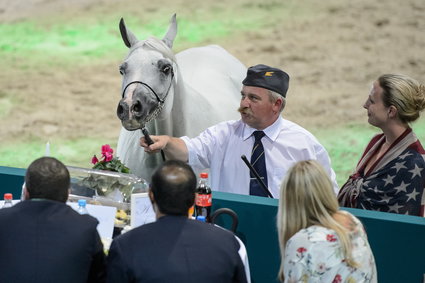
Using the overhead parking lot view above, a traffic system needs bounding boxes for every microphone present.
[142,128,165,161]
[241,155,273,198]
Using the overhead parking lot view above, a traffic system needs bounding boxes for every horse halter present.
[121,69,175,124]
[121,68,174,102]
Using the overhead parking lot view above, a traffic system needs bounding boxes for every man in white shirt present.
[141,64,338,198]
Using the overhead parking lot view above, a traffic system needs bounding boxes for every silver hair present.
[269,90,286,113]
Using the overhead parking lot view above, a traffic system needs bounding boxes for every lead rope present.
[142,128,166,161]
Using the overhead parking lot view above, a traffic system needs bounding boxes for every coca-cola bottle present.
[2,193,13,209]
[195,172,212,222]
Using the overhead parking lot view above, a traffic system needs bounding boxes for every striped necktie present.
[249,131,268,196]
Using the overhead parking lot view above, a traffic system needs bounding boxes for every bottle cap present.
[4,193,12,200]
[78,199,87,207]
[196,215,206,222]
[200,172,208,179]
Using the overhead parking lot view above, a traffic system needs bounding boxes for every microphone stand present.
[241,155,274,198]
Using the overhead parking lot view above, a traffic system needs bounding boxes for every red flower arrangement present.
[91,144,130,173]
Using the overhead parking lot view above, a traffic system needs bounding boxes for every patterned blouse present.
[283,211,377,283]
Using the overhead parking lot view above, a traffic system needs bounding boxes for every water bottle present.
[77,199,89,215]
[195,172,212,222]
[2,193,13,208]
[196,215,206,222]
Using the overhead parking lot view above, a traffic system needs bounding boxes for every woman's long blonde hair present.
[277,160,357,281]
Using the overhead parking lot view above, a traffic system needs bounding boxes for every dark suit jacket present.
[0,199,106,283]
[106,215,247,283]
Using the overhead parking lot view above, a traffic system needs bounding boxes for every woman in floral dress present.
[277,160,377,282]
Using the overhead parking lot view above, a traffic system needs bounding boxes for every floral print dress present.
[283,211,377,283]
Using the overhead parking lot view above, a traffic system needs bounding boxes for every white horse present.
[116,14,247,181]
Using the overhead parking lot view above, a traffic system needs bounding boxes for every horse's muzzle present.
[117,100,129,121]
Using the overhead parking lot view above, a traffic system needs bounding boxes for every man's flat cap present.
[242,64,290,97]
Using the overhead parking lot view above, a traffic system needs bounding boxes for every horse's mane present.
[130,36,177,64]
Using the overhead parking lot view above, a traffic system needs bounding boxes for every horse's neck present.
[170,80,190,136]
[155,73,191,137]
[156,45,246,138]
[153,117,174,135]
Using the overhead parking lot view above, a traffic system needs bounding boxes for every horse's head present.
[116,15,178,131]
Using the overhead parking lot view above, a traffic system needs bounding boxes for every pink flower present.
[296,247,307,254]
[317,262,327,273]
[101,144,114,162]
[295,247,307,259]
[91,144,130,173]
[91,155,99,164]
[327,234,337,242]
[332,274,342,283]
[104,152,113,162]
[101,144,113,155]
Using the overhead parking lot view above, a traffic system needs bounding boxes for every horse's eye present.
[119,63,127,75]
[162,65,171,74]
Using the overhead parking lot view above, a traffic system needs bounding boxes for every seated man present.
[106,160,248,283]
[0,157,106,283]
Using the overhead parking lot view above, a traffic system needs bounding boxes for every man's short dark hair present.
[150,160,196,216]
[25,157,70,202]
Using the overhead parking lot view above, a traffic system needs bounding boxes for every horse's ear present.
[119,18,138,48]
[162,14,177,49]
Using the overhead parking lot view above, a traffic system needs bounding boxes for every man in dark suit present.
[106,160,247,283]
[0,157,106,283]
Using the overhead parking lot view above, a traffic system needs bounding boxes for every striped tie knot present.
[253,131,265,142]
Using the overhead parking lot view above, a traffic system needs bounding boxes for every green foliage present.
[312,123,376,186]
[92,157,130,174]
[0,138,118,169]
[0,95,15,119]
[0,1,303,68]
[0,21,123,67]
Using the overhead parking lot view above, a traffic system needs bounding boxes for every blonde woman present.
[338,74,425,215]
[277,160,377,282]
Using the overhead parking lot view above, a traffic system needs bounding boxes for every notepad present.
[131,192,156,228]
[68,202,116,240]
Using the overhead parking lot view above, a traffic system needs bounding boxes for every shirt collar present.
[242,116,283,142]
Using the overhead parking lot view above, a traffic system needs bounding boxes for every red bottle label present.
[195,193,212,207]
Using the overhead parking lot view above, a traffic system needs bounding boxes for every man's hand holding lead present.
[140,135,169,153]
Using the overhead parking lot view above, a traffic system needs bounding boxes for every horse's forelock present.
[137,37,176,64]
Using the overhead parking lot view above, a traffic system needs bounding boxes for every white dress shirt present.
[181,117,338,198]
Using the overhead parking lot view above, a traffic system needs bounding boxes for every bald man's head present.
[150,160,196,216]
